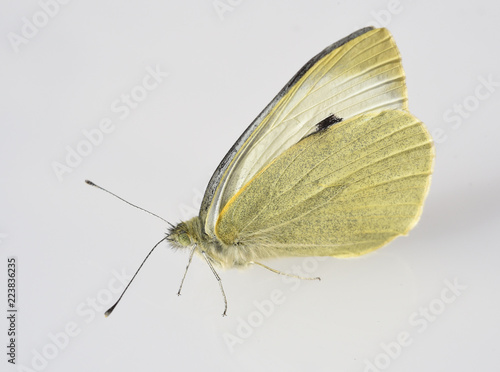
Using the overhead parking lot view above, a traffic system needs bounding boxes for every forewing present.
[215,110,434,259]
[201,27,409,238]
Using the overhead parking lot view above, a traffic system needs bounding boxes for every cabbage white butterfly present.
[91,27,434,316]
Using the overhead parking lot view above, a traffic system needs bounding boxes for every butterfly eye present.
[177,232,192,246]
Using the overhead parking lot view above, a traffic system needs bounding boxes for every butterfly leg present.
[201,250,228,317]
[250,261,321,281]
[177,244,196,296]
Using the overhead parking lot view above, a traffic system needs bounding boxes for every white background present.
[1,1,499,371]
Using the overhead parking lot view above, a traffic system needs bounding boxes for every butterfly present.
[93,27,434,317]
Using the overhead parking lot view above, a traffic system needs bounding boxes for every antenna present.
[105,236,168,317]
[85,180,174,227]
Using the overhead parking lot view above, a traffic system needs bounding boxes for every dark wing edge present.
[198,27,375,226]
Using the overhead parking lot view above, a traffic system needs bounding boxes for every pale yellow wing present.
[203,28,408,238]
[215,110,434,259]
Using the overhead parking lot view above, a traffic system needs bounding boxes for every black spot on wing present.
[300,114,343,141]
[315,114,343,132]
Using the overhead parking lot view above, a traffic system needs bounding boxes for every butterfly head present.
[167,217,205,249]
[167,222,193,248]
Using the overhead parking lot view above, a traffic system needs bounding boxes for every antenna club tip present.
[104,304,116,317]
[85,180,96,186]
